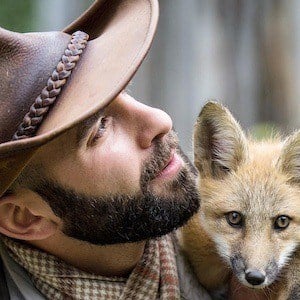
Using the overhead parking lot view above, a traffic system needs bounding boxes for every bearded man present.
[0,1,212,299]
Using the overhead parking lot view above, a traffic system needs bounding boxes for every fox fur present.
[178,102,300,300]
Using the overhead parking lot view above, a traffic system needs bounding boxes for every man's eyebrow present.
[76,109,104,146]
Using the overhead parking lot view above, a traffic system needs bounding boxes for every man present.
[0,0,211,299]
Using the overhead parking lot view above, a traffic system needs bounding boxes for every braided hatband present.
[12,31,89,141]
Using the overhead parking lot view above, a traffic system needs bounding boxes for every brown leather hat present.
[0,0,158,196]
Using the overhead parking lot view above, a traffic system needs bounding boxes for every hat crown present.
[0,28,71,143]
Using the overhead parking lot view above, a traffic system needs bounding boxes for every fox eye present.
[226,211,243,228]
[274,215,291,230]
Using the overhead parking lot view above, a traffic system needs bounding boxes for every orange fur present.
[179,102,300,300]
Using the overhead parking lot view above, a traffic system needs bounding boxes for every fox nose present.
[245,270,265,286]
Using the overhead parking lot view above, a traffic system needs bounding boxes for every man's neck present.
[29,231,146,277]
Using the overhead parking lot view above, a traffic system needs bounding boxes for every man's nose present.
[135,105,172,149]
[114,93,173,148]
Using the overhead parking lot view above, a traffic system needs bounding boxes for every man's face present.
[28,92,200,245]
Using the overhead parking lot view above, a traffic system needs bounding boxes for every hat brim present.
[0,0,158,195]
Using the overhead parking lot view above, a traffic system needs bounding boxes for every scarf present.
[3,235,180,300]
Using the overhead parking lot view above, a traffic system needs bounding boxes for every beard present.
[33,131,200,246]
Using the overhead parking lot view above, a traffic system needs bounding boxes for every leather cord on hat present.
[12,31,89,141]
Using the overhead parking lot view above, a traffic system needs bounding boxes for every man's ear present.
[0,191,59,241]
[194,101,247,179]
[278,130,300,184]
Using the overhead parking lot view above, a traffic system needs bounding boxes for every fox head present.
[194,102,300,289]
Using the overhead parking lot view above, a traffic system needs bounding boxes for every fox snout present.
[245,270,266,286]
[231,254,279,288]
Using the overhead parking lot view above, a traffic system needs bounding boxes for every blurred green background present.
[0,0,92,32]
[0,0,35,32]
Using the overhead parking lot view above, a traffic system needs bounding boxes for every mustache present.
[140,130,179,187]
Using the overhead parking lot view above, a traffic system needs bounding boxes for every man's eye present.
[91,117,108,143]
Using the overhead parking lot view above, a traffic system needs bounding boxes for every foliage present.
[0,0,36,32]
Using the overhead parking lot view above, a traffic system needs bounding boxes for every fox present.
[178,102,300,300]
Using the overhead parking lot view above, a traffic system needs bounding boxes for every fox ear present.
[194,101,247,178]
[278,130,300,184]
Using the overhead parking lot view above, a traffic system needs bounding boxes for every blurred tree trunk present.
[259,1,292,129]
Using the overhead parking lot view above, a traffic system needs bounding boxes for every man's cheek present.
[88,159,141,194]
[109,164,142,194]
